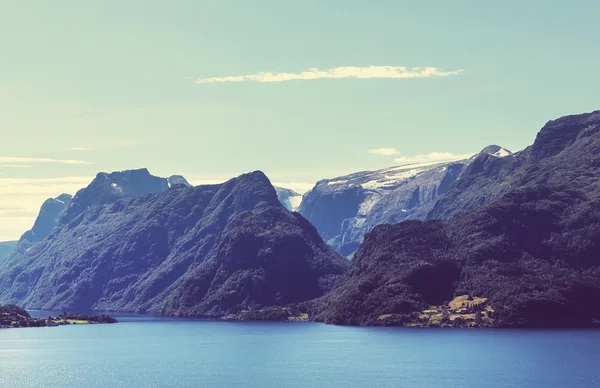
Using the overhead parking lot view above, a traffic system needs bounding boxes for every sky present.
[1,0,600,240]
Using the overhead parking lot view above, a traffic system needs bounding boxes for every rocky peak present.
[64,168,170,221]
[479,145,513,158]
[210,171,280,210]
[531,111,600,159]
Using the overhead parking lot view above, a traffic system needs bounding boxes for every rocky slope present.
[310,111,600,328]
[0,170,347,317]
[299,146,512,256]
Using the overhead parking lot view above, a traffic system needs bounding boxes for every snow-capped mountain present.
[299,145,512,257]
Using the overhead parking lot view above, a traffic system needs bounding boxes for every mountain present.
[299,146,512,257]
[15,194,73,253]
[0,242,17,262]
[0,170,347,317]
[428,112,600,219]
[167,175,191,188]
[275,187,303,212]
[310,111,600,328]
[63,169,169,221]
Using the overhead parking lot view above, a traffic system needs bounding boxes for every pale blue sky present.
[1,0,600,239]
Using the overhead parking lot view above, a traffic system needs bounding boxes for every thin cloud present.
[368,148,399,156]
[196,66,464,84]
[0,157,90,165]
[0,164,35,168]
[394,152,474,165]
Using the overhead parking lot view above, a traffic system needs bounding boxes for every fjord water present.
[1,315,598,388]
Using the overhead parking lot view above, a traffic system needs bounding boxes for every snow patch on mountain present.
[479,145,513,158]
[493,148,511,157]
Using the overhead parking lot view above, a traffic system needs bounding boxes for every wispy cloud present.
[68,147,95,151]
[393,152,474,165]
[0,157,90,165]
[196,66,464,84]
[368,148,399,156]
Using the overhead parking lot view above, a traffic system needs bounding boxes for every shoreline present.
[0,305,118,329]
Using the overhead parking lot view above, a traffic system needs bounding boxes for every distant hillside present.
[311,111,600,328]
[0,242,17,262]
[275,187,303,212]
[0,170,346,317]
[14,194,73,254]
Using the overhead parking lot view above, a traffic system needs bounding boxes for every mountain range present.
[298,145,512,256]
[0,169,346,316]
[0,110,599,327]
[310,110,600,327]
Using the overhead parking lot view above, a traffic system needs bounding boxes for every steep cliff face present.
[0,170,347,317]
[311,111,600,328]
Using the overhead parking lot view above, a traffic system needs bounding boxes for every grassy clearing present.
[449,295,488,309]
[288,313,309,322]
[66,319,89,325]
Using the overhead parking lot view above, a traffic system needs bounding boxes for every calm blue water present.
[0,313,599,388]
